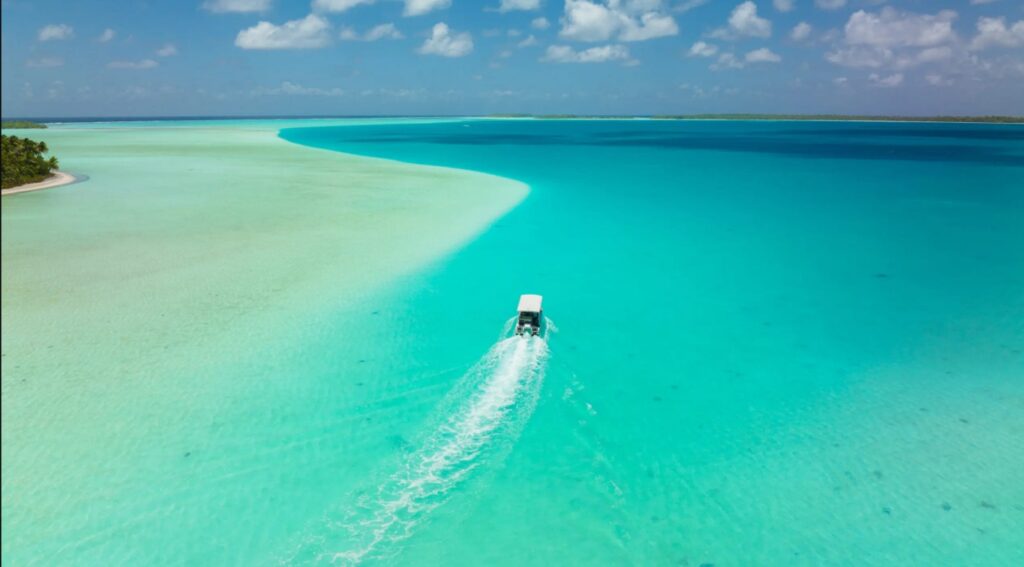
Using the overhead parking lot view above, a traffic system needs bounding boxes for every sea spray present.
[288,331,550,565]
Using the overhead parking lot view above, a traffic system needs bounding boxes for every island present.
[1,120,48,129]
[1,134,70,194]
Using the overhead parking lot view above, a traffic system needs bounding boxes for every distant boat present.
[515,294,544,337]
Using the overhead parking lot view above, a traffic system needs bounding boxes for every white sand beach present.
[1,170,76,196]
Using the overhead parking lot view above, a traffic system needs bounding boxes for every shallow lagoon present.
[3,119,1023,565]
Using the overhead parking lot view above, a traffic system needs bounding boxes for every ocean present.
[3,119,1023,565]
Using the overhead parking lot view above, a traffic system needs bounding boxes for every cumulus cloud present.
[235,14,331,49]
[969,17,1024,50]
[688,41,718,57]
[532,17,551,30]
[559,0,678,43]
[711,52,744,70]
[711,2,771,39]
[825,46,888,68]
[203,0,271,13]
[312,0,375,11]
[518,34,538,47]
[773,0,793,12]
[745,47,781,62]
[869,72,903,87]
[825,8,961,71]
[404,0,451,17]
[925,73,953,86]
[815,0,845,10]
[844,8,957,48]
[790,22,811,41]
[251,81,345,96]
[418,22,473,57]
[366,23,404,40]
[156,43,178,57]
[107,59,159,69]
[499,0,540,12]
[341,23,403,41]
[542,44,631,63]
[98,28,116,43]
[826,45,952,70]
[38,24,73,41]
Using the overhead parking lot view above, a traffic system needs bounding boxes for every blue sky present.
[2,0,1022,117]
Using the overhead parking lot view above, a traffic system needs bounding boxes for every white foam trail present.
[331,334,549,564]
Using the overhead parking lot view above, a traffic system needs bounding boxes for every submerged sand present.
[0,121,527,563]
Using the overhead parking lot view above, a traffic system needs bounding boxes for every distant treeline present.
[1,135,60,189]
[1,120,48,129]
[488,114,1024,124]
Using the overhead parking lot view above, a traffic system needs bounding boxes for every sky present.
[2,0,1023,118]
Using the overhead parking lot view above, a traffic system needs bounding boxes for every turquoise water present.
[280,120,1024,565]
[3,119,1023,566]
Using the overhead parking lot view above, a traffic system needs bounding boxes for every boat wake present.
[298,329,550,565]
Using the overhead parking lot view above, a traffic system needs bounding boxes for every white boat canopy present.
[518,294,543,313]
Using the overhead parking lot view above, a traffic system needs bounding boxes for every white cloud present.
[869,72,903,87]
[969,0,1000,4]
[156,43,178,57]
[404,0,451,17]
[833,76,848,85]
[366,23,404,40]
[342,23,404,41]
[904,46,952,67]
[107,59,159,69]
[312,0,375,12]
[925,73,953,86]
[621,12,679,41]
[560,0,621,41]
[711,52,744,69]
[745,47,781,62]
[499,0,541,12]
[542,44,631,63]
[826,46,889,68]
[712,2,771,39]
[203,0,271,13]
[235,14,331,49]
[418,22,473,57]
[98,28,116,43]
[675,0,709,13]
[532,17,551,30]
[773,0,793,12]
[25,56,64,68]
[845,8,957,48]
[251,81,345,96]
[559,0,678,43]
[38,24,73,41]
[826,8,961,70]
[791,22,811,41]
[688,41,718,57]
[815,0,845,10]
[518,34,538,47]
[969,17,1024,50]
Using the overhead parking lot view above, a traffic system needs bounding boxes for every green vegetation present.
[488,114,1024,123]
[1,120,48,129]
[1,135,60,189]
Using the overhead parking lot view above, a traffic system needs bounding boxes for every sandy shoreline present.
[1,171,77,196]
